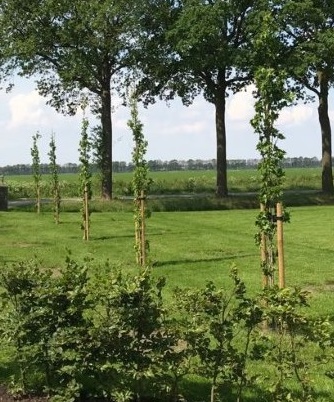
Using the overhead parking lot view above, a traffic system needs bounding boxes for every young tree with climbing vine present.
[48,134,61,224]
[250,10,292,288]
[31,132,42,214]
[79,109,92,241]
[128,92,151,266]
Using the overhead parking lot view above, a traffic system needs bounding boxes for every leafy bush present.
[0,259,332,402]
[0,256,93,401]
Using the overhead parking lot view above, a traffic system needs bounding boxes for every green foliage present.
[48,134,61,224]
[30,132,42,214]
[278,0,334,193]
[0,256,92,401]
[0,253,333,401]
[251,10,292,286]
[0,0,142,199]
[257,286,333,402]
[138,0,257,196]
[174,268,263,402]
[79,112,92,240]
[89,266,172,399]
[252,67,291,210]
[128,92,151,265]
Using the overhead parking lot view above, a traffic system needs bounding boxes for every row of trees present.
[0,156,324,176]
[0,0,333,197]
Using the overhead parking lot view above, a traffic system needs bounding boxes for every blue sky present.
[0,77,331,166]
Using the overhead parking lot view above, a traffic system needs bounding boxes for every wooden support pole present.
[140,190,146,266]
[84,185,89,241]
[37,186,41,214]
[276,202,285,288]
[260,203,269,288]
[135,217,140,264]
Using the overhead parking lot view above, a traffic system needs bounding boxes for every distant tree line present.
[0,156,323,176]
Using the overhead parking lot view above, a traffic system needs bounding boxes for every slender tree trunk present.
[317,70,333,194]
[100,79,113,199]
[215,94,228,197]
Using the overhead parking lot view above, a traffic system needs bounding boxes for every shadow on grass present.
[153,253,256,268]
[93,234,134,241]
[93,230,186,241]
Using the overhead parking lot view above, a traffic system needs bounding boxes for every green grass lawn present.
[1,205,333,317]
[0,205,334,400]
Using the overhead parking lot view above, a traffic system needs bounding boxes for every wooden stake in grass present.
[48,134,61,224]
[128,91,151,266]
[31,132,42,214]
[79,112,92,241]
[260,203,269,289]
[276,202,285,288]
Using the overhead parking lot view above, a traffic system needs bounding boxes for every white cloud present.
[7,91,48,128]
[226,85,256,122]
[114,117,129,130]
[160,121,207,136]
[278,104,314,126]
[227,86,314,129]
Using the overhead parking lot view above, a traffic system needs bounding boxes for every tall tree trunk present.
[215,94,228,197]
[100,82,113,199]
[317,70,333,194]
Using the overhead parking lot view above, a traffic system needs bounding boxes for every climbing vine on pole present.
[251,12,292,288]
[31,132,42,214]
[128,91,151,266]
[48,134,61,224]
[79,106,92,241]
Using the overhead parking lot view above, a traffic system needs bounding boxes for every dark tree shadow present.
[153,253,256,268]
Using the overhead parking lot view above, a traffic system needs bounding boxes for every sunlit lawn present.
[1,205,333,317]
[1,204,334,400]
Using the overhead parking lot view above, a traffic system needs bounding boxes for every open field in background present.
[0,206,333,318]
[3,167,327,199]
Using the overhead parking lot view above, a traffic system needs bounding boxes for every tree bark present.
[317,70,333,194]
[215,94,228,197]
[100,81,113,199]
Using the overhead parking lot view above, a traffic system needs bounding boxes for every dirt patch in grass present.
[304,284,334,294]
[0,386,47,402]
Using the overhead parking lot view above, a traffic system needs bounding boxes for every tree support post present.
[83,185,89,241]
[260,203,269,289]
[140,190,146,267]
[276,202,285,288]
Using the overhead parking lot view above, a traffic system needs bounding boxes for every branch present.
[298,77,320,97]
[199,71,217,94]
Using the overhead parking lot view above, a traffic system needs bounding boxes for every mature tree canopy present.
[138,0,257,197]
[279,0,334,193]
[0,0,140,198]
[1,0,332,197]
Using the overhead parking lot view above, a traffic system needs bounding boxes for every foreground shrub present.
[0,259,178,401]
[0,258,332,402]
[0,256,93,401]
[256,286,334,402]
[173,268,263,402]
[89,266,175,400]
